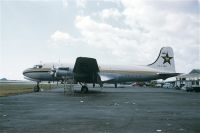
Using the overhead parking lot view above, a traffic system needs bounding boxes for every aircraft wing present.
[73,57,100,83]
[73,57,115,83]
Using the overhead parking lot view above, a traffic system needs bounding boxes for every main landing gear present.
[33,82,40,92]
[81,85,88,93]
[79,83,89,93]
[115,83,117,88]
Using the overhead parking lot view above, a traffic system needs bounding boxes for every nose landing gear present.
[33,82,40,92]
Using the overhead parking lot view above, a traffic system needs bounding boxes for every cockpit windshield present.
[33,65,43,69]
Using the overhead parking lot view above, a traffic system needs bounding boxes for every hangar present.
[176,69,200,92]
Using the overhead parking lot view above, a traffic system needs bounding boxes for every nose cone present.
[23,69,27,76]
[23,68,30,77]
[22,68,39,81]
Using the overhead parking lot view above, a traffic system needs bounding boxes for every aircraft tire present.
[81,86,88,93]
[33,86,40,92]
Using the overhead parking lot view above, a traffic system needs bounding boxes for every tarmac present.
[0,85,200,133]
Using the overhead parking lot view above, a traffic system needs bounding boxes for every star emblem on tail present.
[161,53,173,65]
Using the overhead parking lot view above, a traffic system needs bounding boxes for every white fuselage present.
[23,64,164,83]
[99,65,162,83]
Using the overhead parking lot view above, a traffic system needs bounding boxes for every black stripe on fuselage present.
[23,71,49,75]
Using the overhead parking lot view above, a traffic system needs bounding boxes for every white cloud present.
[75,15,148,63]
[51,31,72,41]
[51,0,199,72]
[50,31,78,45]
[62,0,68,8]
[119,0,199,69]
[76,0,87,8]
[100,8,122,19]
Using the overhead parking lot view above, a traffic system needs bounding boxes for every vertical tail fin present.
[148,47,176,73]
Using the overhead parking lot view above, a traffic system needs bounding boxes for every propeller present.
[48,65,56,83]
[48,66,73,84]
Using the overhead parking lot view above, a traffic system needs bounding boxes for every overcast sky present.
[0,0,199,80]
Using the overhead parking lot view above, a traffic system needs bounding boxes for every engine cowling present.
[49,67,73,79]
[55,70,73,78]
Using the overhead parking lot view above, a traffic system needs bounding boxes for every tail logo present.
[161,53,173,65]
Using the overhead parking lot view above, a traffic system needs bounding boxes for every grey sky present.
[0,0,199,79]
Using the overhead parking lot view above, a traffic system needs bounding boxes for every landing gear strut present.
[115,83,117,88]
[33,82,40,92]
[81,86,88,93]
[93,83,95,88]
[79,82,89,93]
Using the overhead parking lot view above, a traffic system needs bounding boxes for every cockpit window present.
[33,65,43,69]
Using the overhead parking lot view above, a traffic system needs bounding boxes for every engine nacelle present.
[54,67,73,79]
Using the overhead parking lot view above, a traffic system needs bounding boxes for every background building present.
[176,69,200,92]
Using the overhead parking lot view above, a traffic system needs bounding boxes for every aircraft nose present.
[23,69,29,76]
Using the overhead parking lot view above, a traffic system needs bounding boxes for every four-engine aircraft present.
[23,47,179,93]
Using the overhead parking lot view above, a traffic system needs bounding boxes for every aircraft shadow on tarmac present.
[46,87,105,94]
[72,90,103,94]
